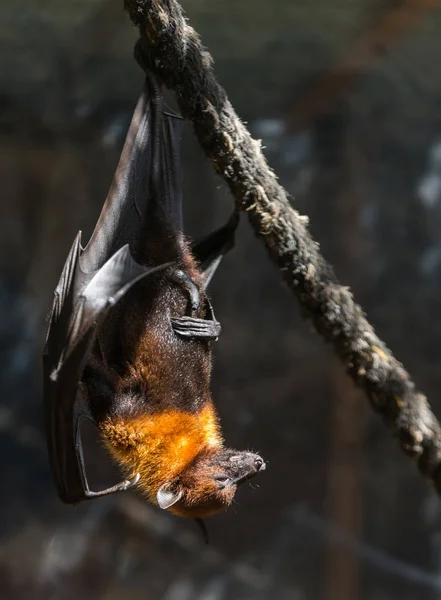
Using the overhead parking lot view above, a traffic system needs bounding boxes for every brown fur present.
[166,450,237,518]
[86,246,264,518]
[100,404,223,504]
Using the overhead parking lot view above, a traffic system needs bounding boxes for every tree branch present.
[124,0,441,491]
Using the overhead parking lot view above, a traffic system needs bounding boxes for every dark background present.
[2,1,441,598]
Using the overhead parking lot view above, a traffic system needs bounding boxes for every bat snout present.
[226,451,266,484]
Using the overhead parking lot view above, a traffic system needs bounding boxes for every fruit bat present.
[43,61,265,520]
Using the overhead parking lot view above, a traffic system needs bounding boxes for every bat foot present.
[171,316,221,340]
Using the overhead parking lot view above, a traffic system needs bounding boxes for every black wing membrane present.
[43,76,178,504]
[43,70,239,505]
[80,78,184,274]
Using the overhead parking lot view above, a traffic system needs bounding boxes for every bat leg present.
[170,270,221,340]
[192,211,239,290]
[171,269,200,316]
[134,38,157,79]
[74,400,140,499]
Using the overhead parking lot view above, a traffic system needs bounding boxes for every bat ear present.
[157,483,183,510]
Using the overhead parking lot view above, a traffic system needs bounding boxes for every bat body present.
[43,69,265,519]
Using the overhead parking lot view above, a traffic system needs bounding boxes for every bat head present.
[156,448,266,518]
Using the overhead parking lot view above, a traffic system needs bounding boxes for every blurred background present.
[2,0,441,598]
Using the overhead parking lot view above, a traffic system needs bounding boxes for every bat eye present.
[215,476,231,488]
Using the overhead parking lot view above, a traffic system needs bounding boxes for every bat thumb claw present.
[124,473,141,490]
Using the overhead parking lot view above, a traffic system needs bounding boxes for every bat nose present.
[254,456,265,471]
[228,452,266,474]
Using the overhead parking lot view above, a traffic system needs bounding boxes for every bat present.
[43,58,265,521]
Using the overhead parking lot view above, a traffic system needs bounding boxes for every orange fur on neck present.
[100,404,222,503]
